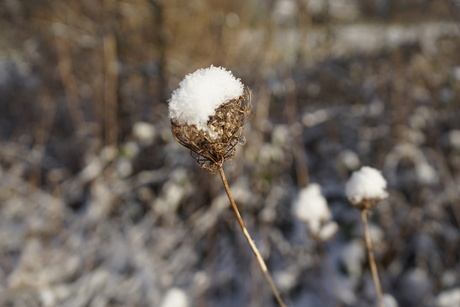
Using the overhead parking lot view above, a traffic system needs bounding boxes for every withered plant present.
[171,90,252,174]
[346,166,388,307]
[171,89,287,307]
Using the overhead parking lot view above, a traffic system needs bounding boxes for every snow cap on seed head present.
[168,66,251,173]
[345,166,388,209]
[168,65,244,132]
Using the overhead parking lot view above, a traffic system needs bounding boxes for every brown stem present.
[218,168,287,307]
[103,32,119,147]
[361,209,384,307]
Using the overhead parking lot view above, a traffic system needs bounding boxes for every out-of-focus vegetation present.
[0,0,459,306]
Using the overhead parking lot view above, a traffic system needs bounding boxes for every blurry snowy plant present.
[293,183,338,241]
[169,65,251,173]
[345,166,388,210]
[345,166,388,307]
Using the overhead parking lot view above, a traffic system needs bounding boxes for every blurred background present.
[0,0,460,306]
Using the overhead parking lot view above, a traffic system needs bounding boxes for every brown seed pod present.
[349,197,382,211]
[171,89,252,173]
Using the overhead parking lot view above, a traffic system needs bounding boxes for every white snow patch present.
[383,293,399,307]
[168,66,244,132]
[436,287,460,307]
[274,269,297,292]
[416,162,439,185]
[159,288,189,307]
[339,149,360,171]
[133,121,156,146]
[345,166,388,204]
[341,239,365,277]
[293,183,331,235]
[448,129,460,150]
[318,221,338,241]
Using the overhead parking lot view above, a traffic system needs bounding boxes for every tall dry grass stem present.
[219,168,287,307]
[361,209,384,307]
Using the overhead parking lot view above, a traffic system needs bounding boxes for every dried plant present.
[170,79,286,306]
[346,166,388,307]
[171,89,252,174]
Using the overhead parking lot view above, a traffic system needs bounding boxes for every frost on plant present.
[293,183,338,241]
[345,166,388,209]
[169,66,251,173]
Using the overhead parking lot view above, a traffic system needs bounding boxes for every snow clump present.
[168,66,244,132]
[345,166,388,204]
[159,288,189,307]
[293,183,338,240]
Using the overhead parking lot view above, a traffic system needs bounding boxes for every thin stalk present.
[218,168,287,307]
[361,209,384,307]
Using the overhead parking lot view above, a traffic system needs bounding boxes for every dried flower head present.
[345,166,388,210]
[169,66,252,173]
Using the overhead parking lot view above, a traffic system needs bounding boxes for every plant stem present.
[219,168,287,307]
[361,209,384,307]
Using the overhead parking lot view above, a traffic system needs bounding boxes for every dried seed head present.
[171,89,252,173]
[168,66,244,131]
[350,197,382,211]
[345,166,388,210]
